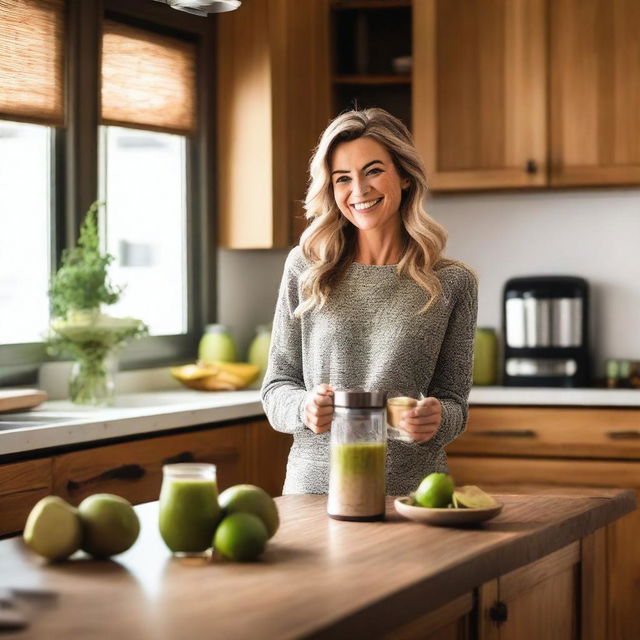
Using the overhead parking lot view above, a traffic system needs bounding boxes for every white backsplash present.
[217,189,640,378]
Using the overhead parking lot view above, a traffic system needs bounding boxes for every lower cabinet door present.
[489,543,578,640]
[53,425,248,506]
[449,455,640,640]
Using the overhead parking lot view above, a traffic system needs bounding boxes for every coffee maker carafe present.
[503,276,590,387]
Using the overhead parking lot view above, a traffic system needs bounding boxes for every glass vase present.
[69,351,117,406]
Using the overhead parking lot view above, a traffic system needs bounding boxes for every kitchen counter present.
[2,386,639,458]
[469,386,640,407]
[0,489,634,639]
[0,390,264,458]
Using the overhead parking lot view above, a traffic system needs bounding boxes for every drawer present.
[53,424,248,506]
[446,407,640,459]
[447,454,640,491]
[0,458,53,536]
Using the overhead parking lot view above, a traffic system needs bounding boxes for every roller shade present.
[101,20,197,135]
[0,0,65,126]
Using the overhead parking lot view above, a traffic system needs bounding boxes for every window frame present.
[0,0,217,384]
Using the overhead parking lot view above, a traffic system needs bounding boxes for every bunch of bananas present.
[171,361,260,391]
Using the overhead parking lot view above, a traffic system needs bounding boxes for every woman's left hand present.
[399,397,442,443]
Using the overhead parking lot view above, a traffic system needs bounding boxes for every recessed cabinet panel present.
[414,0,547,191]
[550,0,640,186]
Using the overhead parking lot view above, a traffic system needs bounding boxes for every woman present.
[261,108,478,496]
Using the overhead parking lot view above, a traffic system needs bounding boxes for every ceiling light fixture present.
[153,0,241,17]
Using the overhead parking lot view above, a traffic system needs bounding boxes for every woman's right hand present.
[303,384,334,434]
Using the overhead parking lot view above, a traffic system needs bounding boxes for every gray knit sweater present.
[261,246,478,496]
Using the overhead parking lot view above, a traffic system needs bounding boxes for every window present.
[99,126,188,336]
[0,122,53,345]
[0,0,215,382]
[99,18,197,338]
[0,0,63,352]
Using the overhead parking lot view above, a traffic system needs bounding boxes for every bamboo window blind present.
[0,0,65,126]
[101,20,197,135]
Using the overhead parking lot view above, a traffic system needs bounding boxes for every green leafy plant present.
[46,201,148,405]
[48,201,123,318]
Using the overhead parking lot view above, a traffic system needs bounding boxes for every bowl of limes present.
[394,473,503,526]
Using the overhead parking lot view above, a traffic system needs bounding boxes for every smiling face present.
[330,136,409,234]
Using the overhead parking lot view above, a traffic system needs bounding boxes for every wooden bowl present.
[394,496,503,526]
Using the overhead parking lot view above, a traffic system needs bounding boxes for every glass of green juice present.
[159,463,222,557]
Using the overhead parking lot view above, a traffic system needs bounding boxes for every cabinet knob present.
[489,600,508,624]
[525,160,538,174]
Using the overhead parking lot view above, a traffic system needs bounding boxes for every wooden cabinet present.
[216,0,331,248]
[413,0,547,191]
[415,0,640,190]
[550,0,640,186]
[53,424,249,507]
[0,459,52,538]
[477,543,580,640]
[0,418,292,537]
[447,406,640,640]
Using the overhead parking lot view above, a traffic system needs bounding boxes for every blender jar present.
[328,390,387,521]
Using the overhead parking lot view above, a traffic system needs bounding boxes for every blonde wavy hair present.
[295,108,474,318]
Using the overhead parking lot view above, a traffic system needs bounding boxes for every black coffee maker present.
[502,276,590,387]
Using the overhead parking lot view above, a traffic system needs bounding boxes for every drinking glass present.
[386,392,419,442]
[158,463,221,557]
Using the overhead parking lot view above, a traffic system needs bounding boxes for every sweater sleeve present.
[424,268,478,449]
[260,248,308,435]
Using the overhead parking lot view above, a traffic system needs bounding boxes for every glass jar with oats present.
[328,390,387,522]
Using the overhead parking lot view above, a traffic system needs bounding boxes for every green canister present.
[247,324,272,388]
[473,327,498,386]
[198,324,237,364]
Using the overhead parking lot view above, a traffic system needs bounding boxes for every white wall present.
[218,189,640,378]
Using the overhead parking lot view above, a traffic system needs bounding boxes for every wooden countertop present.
[0,489,634,639]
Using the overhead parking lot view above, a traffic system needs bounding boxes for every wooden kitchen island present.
[0,489,634,640]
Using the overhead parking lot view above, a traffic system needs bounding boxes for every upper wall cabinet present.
[413,0,640,191]
[550,0,640,187]
[413,0,547,191]
[217,0,331,249]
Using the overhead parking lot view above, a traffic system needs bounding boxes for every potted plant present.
[47,201,148,405]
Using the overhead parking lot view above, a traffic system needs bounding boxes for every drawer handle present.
[607,430,640,440]
[67,464,146,492]
[473,429,536,439]
[162,451,196,465]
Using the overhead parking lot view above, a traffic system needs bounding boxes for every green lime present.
[415,473,455,508]
[214,513,268,562]
[453,485,498,509]
[218,484,279,539]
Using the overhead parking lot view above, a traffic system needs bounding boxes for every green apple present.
[78,494,140,558]
[23,496,82,562]
[218,484,279,538]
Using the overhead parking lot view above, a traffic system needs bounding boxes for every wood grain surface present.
[0,489,634,640]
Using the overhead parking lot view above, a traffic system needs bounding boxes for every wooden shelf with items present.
[331,0,412,128]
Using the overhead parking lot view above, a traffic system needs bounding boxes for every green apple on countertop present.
[23,494,139,562]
